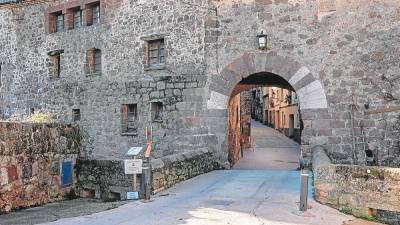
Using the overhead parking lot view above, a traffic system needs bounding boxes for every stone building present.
[0,0,400,192]
[251,86,301,143]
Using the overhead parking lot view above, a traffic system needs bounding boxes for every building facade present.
[1,0,400,170]
[250,86,301,143]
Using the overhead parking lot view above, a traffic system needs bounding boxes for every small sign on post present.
[124,159,143,174]
[127,191,139,200]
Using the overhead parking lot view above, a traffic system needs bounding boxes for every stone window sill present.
[86,72,102,77]
[152,119,163,123]
[144,64,166,71]
[121,132,138,136]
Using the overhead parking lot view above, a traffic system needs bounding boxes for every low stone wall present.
[77,148,221,199]
[0,122,80,213]
[76,159,137,201]
[151,148,220,193]
[313,146,400,224]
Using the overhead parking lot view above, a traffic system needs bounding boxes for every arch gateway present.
[206,51,329,167]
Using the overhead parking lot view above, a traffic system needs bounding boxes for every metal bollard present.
[299,170,309,211]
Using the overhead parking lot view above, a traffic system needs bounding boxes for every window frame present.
[121,104,138,135]
[151,102,163,122]
[94,49,101,74]
[48,49,64,79]
[142,36,166,70]
[73,8,82,29]
[55,12,64,32]
[85,48,102,75]
[92,4,100,25]
[72,109,81,122]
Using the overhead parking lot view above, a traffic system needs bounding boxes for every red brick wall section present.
[45,0,116,34]
[0,122,81,213]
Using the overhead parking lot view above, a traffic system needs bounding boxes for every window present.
[72,109,81,122]
[73,9,82,28]
[94,50,101,73]
[147,39,165,67]
[48,50,64,78]
[151,102,163,122]
[92,4,100,25]
[121,104,137,134]
[55,12,64,32]
[86,48,101,75]
[85,3,100,26]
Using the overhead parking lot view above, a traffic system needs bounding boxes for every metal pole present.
[299,170,309,212]
[133,156,137,192]
[143,157,151,201]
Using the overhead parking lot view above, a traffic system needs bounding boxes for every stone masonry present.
[0,122,80,213]
[313,146,400,224]
[0,0,400,185]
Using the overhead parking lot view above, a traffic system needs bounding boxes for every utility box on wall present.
[61,161,73,187]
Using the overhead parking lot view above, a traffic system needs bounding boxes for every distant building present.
[251,87,301,143]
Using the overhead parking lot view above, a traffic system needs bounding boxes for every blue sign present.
[61,161,73,187]
[126,147,143,156]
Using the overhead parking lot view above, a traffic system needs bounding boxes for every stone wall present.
[313,147,400,224]
[1,0,400,168]
[0,122,80,213]
[77,147,219,199]
[152,148,220,193]
[76,159,136,201]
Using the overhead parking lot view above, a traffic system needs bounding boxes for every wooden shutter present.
[121,105,128,132]
[86,49,95,74]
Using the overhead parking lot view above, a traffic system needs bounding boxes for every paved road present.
[40,120,357,225]
[41,170,353,225]
[234,120,300,170]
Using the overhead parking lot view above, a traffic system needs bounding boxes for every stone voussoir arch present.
[207,51,328,111]
[206,51,331,160]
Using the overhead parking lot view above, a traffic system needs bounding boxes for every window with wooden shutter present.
[86,48,101,75]
[48,50,64,78]
[147,39,165,68]
[151,102,163,122]
[85,2,100,26]
[121,104,137,134]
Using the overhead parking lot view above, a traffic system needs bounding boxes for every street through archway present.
[233,119,300,170]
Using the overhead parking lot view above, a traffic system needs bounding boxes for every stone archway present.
[207,51,330,165]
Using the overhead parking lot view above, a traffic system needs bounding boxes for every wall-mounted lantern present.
[257,31,268,50]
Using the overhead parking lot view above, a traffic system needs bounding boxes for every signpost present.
[124,159,143,174]
[125,146,143,200]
